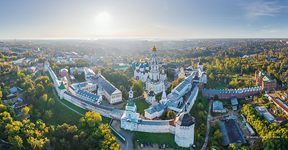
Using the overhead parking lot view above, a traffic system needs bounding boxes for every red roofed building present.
[255,71,277,91]
[271,98,288,115]
[59,68,68,77]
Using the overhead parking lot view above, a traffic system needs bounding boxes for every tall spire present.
[128,88,134,106]
[152,45,157,51]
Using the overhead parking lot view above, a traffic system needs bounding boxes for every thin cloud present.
[243,0,287,18]
[262,29,279,33]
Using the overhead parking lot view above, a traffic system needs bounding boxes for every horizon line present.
[1,37,288,41]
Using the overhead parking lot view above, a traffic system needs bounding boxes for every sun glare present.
[95,12,111,23]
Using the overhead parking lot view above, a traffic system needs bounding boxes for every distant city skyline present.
[1,0,288,39]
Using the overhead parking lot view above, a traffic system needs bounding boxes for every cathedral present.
[133,46,167,94]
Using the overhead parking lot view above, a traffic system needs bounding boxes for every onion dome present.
[145,62,149,67]
[129,88,133,95]
[140,63,144,68]
[148,90,155,97]
[135,62,139,67]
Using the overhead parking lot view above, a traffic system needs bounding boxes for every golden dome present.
[152,45,157,51]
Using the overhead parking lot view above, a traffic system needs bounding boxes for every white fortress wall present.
[137,124,175,133]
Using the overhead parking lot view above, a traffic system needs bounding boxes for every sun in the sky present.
[95,11,112,24]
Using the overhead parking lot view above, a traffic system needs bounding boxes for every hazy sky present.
[1,0,288,39]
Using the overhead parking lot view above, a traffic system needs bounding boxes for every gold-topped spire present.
[152,45,156,51]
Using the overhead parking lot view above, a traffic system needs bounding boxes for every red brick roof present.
[272,98,288,113]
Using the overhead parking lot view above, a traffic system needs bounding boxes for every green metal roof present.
[111,65,128,69]
[58,82,66,90]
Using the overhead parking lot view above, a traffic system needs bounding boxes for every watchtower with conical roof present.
[174,104,195,147]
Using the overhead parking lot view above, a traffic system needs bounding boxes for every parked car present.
[163,144,165,148]
[192,144,197,149]
[147,143,150,147]
[159,144,162,148]
[165,143,169,148]
[150,143,154,147]
[140,143,143,148]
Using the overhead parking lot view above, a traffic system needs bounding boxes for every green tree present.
[197,102,204,110]
[21,106,30,117]
[8,100,14,106]
[132,81,144,97]
[74,69,79,77]
[177,77,185,85]
[47,98,55,108]
[44,110,53,123]
[167,110,175,119]
[36,84,44,97]
[47,82,54,92]
[209,73,215,82]
[9,135,23,148]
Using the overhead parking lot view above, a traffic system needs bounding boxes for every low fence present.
[109,119,126,142]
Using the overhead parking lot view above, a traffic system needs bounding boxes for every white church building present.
[121,88,195,148]
[134,46,167,94]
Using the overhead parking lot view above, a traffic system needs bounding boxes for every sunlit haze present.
[1,0,288,39]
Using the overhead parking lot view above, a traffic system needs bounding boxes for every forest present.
[241,104,288,150]
[0,68,119,150]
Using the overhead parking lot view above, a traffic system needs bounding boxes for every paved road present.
[201,100,212,150]
[117,130,134,150]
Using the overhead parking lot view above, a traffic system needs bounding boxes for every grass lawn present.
[135,98,150,115]
[102,116,111,124]
[204,84,210,89]
[60,99,111,124]
[60,98,88,114]
[211,82,226,89]
[156,94,162,101]
[49,91,82,125]
[133,132,189,150]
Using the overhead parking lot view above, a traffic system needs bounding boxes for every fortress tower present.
[174,106,195,147]
[121,88,140,131]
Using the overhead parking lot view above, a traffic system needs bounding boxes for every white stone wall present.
[111,92,122,104]
[175,124,195,148]
[121,119,138,131]
[134,70,149,83]
[144,109,164,120]
[137,124,175,133]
